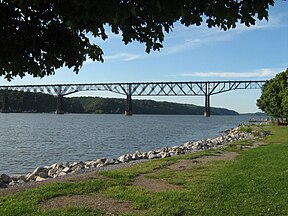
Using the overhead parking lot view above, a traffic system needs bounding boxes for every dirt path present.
[40,193,145,215]
[168,151,238,171]
[132,175,184,192]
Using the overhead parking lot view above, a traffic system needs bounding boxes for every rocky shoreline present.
[0,126,271,189]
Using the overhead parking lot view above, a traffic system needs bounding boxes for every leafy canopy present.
[0,0,275,80]
[257,69,288,120]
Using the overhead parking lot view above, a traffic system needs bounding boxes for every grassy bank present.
[0,125,287,215]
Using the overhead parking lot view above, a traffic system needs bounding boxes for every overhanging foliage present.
[0,0,275,80]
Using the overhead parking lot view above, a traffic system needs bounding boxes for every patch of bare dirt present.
[132,175,184,192]
[131,152,238,192]
[168,152,239,171]
[0,172,106,197]
[40,193,144,215]
[244,140,267,148]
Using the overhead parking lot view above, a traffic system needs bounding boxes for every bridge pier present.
[56,95,64,114]
[1,91,9,113]
[204,93,210,117]
[125,94,133,116]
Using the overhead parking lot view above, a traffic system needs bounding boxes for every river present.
[0,113,254,175]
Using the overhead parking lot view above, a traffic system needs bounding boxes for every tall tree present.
[257,69,288,122]
[0,0,275,80]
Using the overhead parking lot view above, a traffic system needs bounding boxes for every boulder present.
[95,158,106,164]
[85,160,98,168]
[117,155,125,163]
[25,173,36,181]
[35,176,46,182]
[147,151,155,155]
[117,154,132,163]
[49,163,58,169]
[104,158,117,165]
[0,182,8,188]
[70,162,79,167]
[57,171,67,177]
[49,163,66,170]
[168,151,178,156]
[99,158,107,163]
[193,141,203,148]
[131,153,139,160]
[17,179,25,184]
[171,145,180,151]
[183,142,192,147]
[62,167,70,173]
[96,163,104,168]
[9,181,18,186]
[160,146,171,153]
[31,167,49,178]
[48,168,58,178]
[38,172,48,178]
[148,153,159,159]
[85,158,106,166]
[140,152,148,159]
[0,173,12,184]
[69,165,83,173]
[11,174,26,182]
[160,152,170,158]
[70,161,85,170]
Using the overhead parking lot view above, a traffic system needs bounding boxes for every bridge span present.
[0,80,266,117]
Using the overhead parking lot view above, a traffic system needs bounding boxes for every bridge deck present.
[0,80,266,117]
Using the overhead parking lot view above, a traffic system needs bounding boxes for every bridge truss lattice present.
[0,80,266,116]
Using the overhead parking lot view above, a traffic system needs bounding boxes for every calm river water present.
[0,113,254,175]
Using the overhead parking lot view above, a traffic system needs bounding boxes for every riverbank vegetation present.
[1,124,287,215]
[0,91,238,115]
[257,68,288,124]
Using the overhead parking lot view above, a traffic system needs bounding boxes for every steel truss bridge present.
[0,80,266,117]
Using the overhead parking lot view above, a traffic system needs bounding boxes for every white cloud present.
[104,53,141,61]
[163,30,232,55]
[161,12,286,55]
[83,53,142,65]
[180,68,284,79]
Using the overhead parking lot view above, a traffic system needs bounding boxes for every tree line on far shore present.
[0,91,238,115]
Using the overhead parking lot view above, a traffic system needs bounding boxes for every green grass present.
[239,125,253,133]
[1,125,288,215]
[199,129,288,215]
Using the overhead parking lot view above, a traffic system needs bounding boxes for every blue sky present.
[1,2,288,113]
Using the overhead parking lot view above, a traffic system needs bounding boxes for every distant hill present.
[240,112,267,116]
[65,97,238,115]
[0,91,238,115]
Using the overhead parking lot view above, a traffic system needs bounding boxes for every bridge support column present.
[125,94,132,116]
[204,94,210,117]
[56,95,64,114]
[1,91,9,113]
